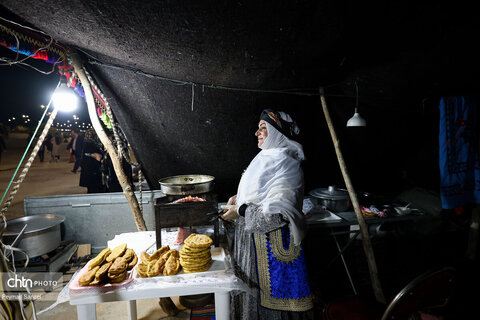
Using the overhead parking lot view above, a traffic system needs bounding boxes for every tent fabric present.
[438,96,480,209]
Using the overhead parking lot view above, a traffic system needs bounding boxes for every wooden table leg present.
[127,300,137,320]
[214,291,230,320]
[76,303,96,320]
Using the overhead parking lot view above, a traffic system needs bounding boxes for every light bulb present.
[52,83,77,112]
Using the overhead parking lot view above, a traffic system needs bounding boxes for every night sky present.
[0,56,89,128]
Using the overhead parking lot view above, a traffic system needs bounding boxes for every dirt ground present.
[1,132,86,221]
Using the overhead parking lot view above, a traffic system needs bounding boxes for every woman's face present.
[255,120,268,147]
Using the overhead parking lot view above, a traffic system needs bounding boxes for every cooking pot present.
[309,186,351,212]
[159,174,215,195]
[1,214,65,260]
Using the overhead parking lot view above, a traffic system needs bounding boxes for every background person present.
[50,132,62,162]
[102,131,133,192]
[67,128,84,173]
[79,128,104,193]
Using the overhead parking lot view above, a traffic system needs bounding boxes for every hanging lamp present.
[347,79,366,127]
[52,82,77,112]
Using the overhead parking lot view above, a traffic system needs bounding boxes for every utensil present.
[158,174,215,195]
[309,186,351,212]
[209,210,226,223]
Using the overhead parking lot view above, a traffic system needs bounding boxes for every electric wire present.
[85,56,338,97]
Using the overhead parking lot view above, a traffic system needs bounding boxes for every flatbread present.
[106,243,127,262]
[108,257,127,275]
[164,254,181,276]
[182,261,212,273]
[122,248,134,262]
[184,233,213,249]
[136,263,148,277]
[95,261,112,282]
[88,248,111,270]
[127,251,138,270]
[109,271,127,283]
[150,245,170,260]
[79,266,99,285]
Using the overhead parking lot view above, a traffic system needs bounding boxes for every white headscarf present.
[236,119,306,245]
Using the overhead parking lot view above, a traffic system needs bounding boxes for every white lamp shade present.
[52,83,77,112]
[346,112,366,127]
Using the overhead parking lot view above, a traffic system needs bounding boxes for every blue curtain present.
[439,96,480,209]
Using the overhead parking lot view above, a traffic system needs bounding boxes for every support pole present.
[319,87,386,304]
[70,50,147,231]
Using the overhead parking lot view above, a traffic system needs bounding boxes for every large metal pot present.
[309,186,351,212]
[1,214,65,260]
[159,174,215,195]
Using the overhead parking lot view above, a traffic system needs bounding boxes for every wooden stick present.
[319,87,386,304]
[70,50,147,231]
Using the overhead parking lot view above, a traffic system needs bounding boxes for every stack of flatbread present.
[78,243,137,286]
[136,245,181,277]
[179,233,213,273]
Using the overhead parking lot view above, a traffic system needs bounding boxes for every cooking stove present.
[154,192,220,248]
[12,239,77,272]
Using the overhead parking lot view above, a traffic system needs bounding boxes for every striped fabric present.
[190,305,215,320]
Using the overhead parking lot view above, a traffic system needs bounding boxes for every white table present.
[68,231,243,320]
[70,282,231,320]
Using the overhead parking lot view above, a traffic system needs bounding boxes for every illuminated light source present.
[52,83,77,112]
[346,79,366,127]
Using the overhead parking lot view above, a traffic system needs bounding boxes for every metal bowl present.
[158,174,215,195]
[1,214,65,260]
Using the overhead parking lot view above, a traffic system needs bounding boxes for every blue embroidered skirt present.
[253,226,313,312]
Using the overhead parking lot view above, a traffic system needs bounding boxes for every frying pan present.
[158,174,215,195]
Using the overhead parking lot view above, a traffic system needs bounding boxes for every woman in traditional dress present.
[221,109,313,319]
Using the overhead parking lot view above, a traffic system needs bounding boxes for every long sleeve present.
[243,203,286,234]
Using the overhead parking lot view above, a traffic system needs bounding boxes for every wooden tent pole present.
[70,50,147,231]
[319,87,386,304]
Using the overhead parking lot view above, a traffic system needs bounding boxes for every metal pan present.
[158,174,215,195]
[1,214,65,260]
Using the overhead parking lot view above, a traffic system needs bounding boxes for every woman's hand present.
[91,153,102,162]
[220,204,240,221]
[227,195,237,205]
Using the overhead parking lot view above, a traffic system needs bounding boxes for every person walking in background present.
[102,131,133,192]
[50,132,62,162]
[45,133,53,155]
[67,128,84,173]
[38,138,45,162]
[79,129,105,193]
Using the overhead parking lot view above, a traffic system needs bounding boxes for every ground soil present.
[1,132,86,221]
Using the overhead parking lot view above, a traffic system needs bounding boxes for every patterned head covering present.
[84,128,102,149]
[260,109,300,139]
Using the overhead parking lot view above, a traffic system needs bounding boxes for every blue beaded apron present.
[253,226,313,311]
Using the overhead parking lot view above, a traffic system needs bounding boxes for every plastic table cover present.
[38,230,249,315]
